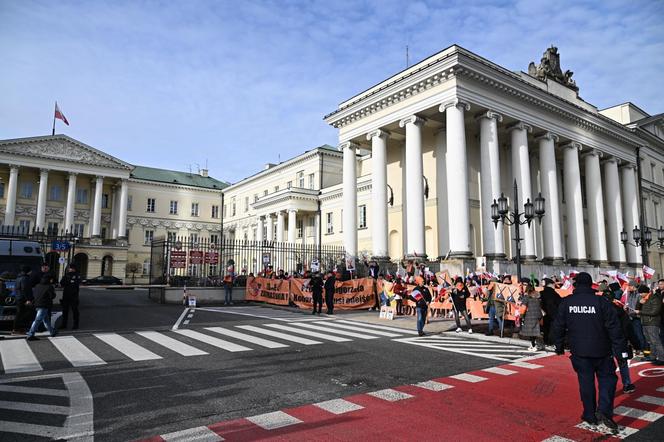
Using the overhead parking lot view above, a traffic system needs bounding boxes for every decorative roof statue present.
[528,45,578,92]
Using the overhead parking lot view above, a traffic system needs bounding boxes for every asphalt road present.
[1,289,662,441]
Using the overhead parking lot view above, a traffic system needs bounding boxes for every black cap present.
[637,285,651,294]
[574,272,593,287]
[543,278,554,286]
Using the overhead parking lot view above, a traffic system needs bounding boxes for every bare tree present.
[126,262,141,285]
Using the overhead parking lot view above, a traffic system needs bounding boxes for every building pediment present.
[0,135,133,170]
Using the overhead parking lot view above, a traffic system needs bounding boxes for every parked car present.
[81,275,123,286]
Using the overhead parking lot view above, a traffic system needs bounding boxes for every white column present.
[257,216,264,242]
[35,169,49,230]
[117,179,128,239]
[562,142,587,264]
[399,115,426,257]
[621,164,641,265]
[477,111,504,258]
[583,150,608,264]
[3,165,20,226]
[276,211,285,242]
[435,130,449,258]
[367,129,389,258]
[340,142,358,259]
[440,100,472,257]
[63,172,77,233]
[602,158,626,265]
[508,122,536,259]
[536,133,563,262]
[266,213,274,242]
[91,176,104,237]
[288,209,297,244]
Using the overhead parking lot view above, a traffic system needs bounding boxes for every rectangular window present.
[143,260,150,275]
[75,188,88,204]
[231,199,236,216]
[308,173,315,189]
[211,205,219,218]
[189,233,199,243]
[48,185,62,201]
[144,229,154,245]
[19,220,31,232]
[263,189,268,196]
[47,222,59,235]
[191,202,199,217]
[101,227,107,239]
[326,212,333,234]
[359,205,367,228]
[244,197,249,212]
[167,231,177,242]
[297,171,304,188]
[169,200,178,215]
[308,217,315,237]
[73,223,84,237]
[101,193,109,208]
[146,198,155,213]
[274,185,279,192]
[0,182,4,198]
[127,195,133,211]
[210,233,219,244]
[287,181,292,189]
[20,182,33,199]
[296,219,303,239]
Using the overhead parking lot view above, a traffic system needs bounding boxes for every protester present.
[393,276,406,316]
[622,281,647,354]
[541,277,562,350]
[310,272,324,315]
[553,272,628,430]
[635,284,664,365]
[366,260,380,311]
[410,276,432,336]
[324,271,336,314]
[483,277,503,336]
[520,280,543,351]
[451,277,473,333]
[223,264,235,305]
[26,275,58,341]
[59,264,81,330]
[600,285,636,393]
[12,265,33,334]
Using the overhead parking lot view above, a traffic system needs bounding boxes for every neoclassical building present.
[0,135,227,281]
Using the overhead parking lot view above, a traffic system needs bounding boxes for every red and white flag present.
[643,265,655,279]
[54,102,69,125]
[616,272,629,284]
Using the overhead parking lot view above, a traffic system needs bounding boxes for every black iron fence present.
[0,225,79,269]
[149,236,346,287]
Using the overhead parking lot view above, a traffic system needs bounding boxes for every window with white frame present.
[20,182,33,199]
[191,202,199,217]
[146,198,155,213]
[48,185,62,201]
[326,212,333,234]
[142,259,150,275]
[73,223,84,237]
[308,173,315,189]
[297,171,304,188]
[144,229,154,245]
[75,188,88,204]
[359,205,367,228]
[296,219,303,239]
[212,205,219,218]
[170,200,178,215]
[101,193,109,208]
[19,220,31,232]
[167,231,177,242]
[190,233,199,243]
[47,222,59,235]
[210,233,219,244]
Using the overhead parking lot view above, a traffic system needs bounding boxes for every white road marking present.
[575,421,638,438]
[172,307,191,330]
[0,385,68,397]
[336,320,420,335]
[246,410,302,430]
[482,367,518,376]
[392,337,525,362]
[314,321,403,337]
[449,373,488,383]
[614,405,663,422]
[509,361,544,369]
[314,398,364,415]
[205,327,288,349]
[183,320,190,325]
[412,380,454,391]
[541,436,576,442]
[174,329,252,352]
[657,386,664,392]
[368,388,414,402]
[0,339,42,373]
[263,323,351,342]
[636,395,664,407]
[0,400,70,414]
[49,336,106,367]
[287,322,379,340]
[195,306,333,322]
[161,425,224,441]
[95,333,162,361]
[136,331,209,356]
[236,325,322,345]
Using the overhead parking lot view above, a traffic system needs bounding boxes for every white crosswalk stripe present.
[236,325,322,345]
[393,335,543,362]
[196,306,334,322]
[95,333,162,361]
[49,336,106,367]
[173,329,252,352]
[0,339,42,373]
[136,331,209,356]
[287,322,379,340]
[262,323,352,342]
[205,327,288,349]
[335,320,420,335]
[313,321,403,337]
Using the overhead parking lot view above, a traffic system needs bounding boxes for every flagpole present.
[52,102,56,136]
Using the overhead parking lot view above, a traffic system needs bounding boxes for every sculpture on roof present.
[528,45,578,91]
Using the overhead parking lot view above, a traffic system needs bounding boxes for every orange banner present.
[245,277,290,305]
[290,277,375,310]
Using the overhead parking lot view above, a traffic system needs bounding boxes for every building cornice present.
[126,216,221,232]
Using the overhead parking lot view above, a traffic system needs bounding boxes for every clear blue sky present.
[1,0,662,183]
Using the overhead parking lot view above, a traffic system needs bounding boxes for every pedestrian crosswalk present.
[0,320,416,375]
[392,334,545,362]
[195,305,336,322]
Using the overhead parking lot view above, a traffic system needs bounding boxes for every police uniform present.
[553,272,627,428]
[60,270,81,329]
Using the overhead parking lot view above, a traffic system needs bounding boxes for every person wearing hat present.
[541,278,562,350]
[451,277,473,333]
[553,272,628,430]
[635,284,664,365]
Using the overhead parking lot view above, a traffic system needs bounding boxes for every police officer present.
[60,264,81,329]
[553,272,628,430]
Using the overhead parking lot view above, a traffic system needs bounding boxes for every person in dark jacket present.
[12,266,33,334]
[310,272,324,315]
[410,277,432,336]
[521,282,543,351]
[601,286,636,393]
[635,284,664,365]
[540,278,562,349]
[324,272,336,314]
[26,275,58,340]
[451,277,473,333]
[60,264,81,329]
[553,272,628,430]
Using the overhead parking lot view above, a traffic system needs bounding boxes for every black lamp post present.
[491,179,545,281]
[622,225,664,254]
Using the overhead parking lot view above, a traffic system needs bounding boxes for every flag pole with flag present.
[643,265,655,280]
[52,102,69,135]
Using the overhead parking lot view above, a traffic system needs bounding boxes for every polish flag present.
[55,102,69,125]
[561,279,573,291]
[643,265,655,279]
[616,272,629,284]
